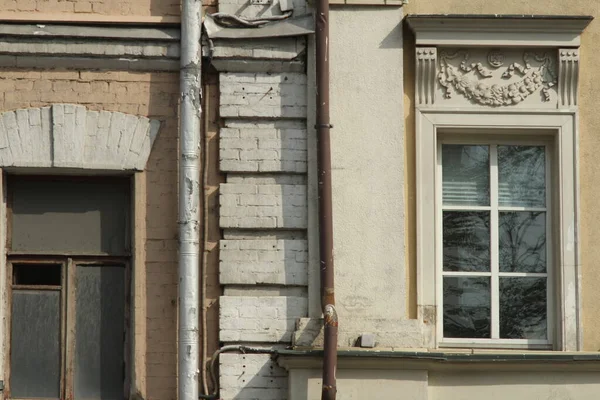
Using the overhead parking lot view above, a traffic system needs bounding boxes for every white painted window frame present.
[416,110,580,351]
[437,137,553,348]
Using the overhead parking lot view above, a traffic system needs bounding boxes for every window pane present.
[500,277,547,339]
[10,178,130,255]
[75,265,125,400]
[443,277,491,338]
[442,145,490,206]
[498,145,546,207]
[11,290,61,398]
[13,264,61,286]
[499,212,546,273]
[443,211,490,272]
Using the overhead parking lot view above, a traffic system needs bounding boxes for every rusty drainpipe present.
[315,0,337,399]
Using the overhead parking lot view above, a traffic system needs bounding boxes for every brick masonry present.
[0,69,181,400]
[220,121,307,173]
[216,29,309,399]
[220,183,307,229]
[220,239,308,285]
[0,104,160,169]
[220,73,307,119]
[219,354,288,400]
[0,0,180,17]
[220,296,308,342]
[212,38,306,61]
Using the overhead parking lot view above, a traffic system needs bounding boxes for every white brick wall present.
[220,239,308,285]
[212,38,306,61]
[220,183,307,229]
[220,353,288,400]
[220,124,307,173]
[220,296,307,342]
[0,104,159,170]
[220,73,307,119]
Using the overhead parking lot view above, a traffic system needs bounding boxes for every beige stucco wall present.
[288,366,600,399]
[289,368,428,399]
[403,1,600,350]
[328,6,407,324]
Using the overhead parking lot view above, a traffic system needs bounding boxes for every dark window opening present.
[13,264,61,286]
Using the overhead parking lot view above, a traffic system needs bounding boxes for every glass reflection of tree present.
[500,277,546,339]
[443,211,490,272]
[499,145,545,207]
[444,277,491,338]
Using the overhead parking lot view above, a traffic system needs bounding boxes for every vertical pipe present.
[315,0,337,399]
[179,0,202,399]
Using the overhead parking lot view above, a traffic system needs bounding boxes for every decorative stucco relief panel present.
[434,48,559,109]
[558,48,580,108]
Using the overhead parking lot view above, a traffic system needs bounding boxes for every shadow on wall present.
[379,19,403,49]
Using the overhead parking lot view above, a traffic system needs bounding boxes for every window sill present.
[277,349,600,372]
[329,0,404,5]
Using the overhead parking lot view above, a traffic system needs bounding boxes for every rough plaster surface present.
[0,104,160,170]
[289,368,428,400]
[329,8,407,321]
[294,317,423,348]
[429,371,600,400]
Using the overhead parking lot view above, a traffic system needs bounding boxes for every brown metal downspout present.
[315,1,338,399]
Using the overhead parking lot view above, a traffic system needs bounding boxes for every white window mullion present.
[490,145,500,340]
[545,145,554,345]
[436,141,444,343]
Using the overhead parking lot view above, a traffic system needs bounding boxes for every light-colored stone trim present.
[415,110,580,351]
[415,47,436,106]
[0,23,179,41]
[0,24,180,71]
[559,49,580,109]
[407,15,592,47]
[0,104,160,171]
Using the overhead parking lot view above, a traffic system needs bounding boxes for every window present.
[438,140,552,347]
[416,112,579,351]
[5,176,131,400]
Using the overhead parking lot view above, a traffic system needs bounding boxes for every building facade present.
[210,0,600,399]
[0,0,598,399]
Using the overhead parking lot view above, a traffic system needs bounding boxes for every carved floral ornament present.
[437,50,557,107]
